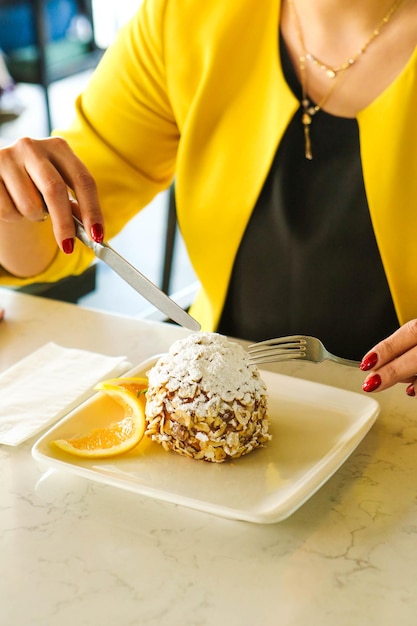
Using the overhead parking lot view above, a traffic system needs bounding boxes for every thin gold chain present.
[288,0,404,159]
[297,52,340,160]
[305,0,404,78]
[289,0,342,159]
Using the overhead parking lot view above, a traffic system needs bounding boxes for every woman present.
[0,0,416,395]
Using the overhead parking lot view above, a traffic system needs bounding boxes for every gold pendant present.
[302,111,313,160]
[303,124,313,160]
[302,112,312,126]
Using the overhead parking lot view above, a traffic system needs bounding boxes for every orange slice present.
[95,376,148,397]
[53,377,148,458]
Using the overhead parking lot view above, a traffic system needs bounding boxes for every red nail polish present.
[362,373,381,393]
[406,383,416,397]
[360,351,378,371]
[91,223,104,243]
[62,238,74,254]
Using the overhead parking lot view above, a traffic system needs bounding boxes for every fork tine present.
[248,336,305,354]
[247,335,308,365]
[248,342,301,357]
[249,345,303,357]
[248,350,306,365]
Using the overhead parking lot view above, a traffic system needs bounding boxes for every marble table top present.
[1,287,417,626]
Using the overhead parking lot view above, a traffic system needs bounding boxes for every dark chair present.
[0,0,104,133]
[161,184,178,294]
[16,262,97,303]
[0,1,102,301]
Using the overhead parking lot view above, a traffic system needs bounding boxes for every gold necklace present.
[288,0,404,159]
[305,0,404,79]
[298,51,340,160]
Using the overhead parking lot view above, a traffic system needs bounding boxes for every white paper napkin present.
[0,342,132,446]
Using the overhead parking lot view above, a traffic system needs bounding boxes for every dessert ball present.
[145,332,271,462]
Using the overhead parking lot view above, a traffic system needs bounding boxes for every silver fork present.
[247,335,360,367]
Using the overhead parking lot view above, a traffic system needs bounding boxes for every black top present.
[217,35,398,360]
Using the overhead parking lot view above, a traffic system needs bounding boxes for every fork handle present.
[328,355,360,368]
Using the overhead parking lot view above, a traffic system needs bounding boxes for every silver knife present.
[73,216,200,331]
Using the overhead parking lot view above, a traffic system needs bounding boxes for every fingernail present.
[406,383,416,397]
[62,238,74,254]
[362,373,382,393]
[91,223,104,243]
[360,352,378,371]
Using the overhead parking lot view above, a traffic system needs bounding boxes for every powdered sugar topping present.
[147,332,266,410]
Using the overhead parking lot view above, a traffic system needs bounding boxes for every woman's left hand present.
[360,320,417,396]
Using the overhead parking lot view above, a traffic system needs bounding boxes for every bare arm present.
[0,218,57,277]
[0,136,104,278]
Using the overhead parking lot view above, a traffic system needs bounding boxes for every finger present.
[0,179,24,222]
[39,137,104,241]
[362,342,417,393]
[22,140,83,244]
[361,320,417,371]
[0,156,74,252]
[380,342,417,382]
[0,149,48,222]
[31,162,77,247]
[406,381,416,397]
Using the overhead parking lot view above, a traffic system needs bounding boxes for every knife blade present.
[73,216,200,331]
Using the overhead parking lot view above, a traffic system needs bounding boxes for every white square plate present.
[32,356,380,524]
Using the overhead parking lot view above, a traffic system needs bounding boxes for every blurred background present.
[0,0,197,318]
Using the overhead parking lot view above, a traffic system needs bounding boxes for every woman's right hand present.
[0,136,104,253]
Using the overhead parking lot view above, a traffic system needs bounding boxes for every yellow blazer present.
[4,0,417,330]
